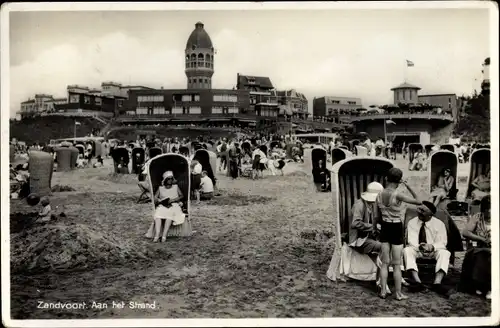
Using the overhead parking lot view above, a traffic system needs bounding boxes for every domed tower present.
[390,82,420,105]
[185,22,214,89]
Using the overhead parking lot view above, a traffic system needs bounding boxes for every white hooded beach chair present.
[326,157,394,282]
[146,153,193,237]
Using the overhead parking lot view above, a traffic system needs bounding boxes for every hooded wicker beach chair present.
[147,153,192,237]
[326,157,393,281]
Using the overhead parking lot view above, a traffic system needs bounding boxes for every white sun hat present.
[361,181,384,202]
[162,171,174,179]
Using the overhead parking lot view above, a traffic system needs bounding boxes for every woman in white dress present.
[145,170,186,242]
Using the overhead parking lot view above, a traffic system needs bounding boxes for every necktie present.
[419,222,427,244]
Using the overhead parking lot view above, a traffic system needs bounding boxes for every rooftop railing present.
[348,111,453,122]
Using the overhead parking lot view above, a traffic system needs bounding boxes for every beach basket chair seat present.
[132,147,146,174]
[28,151,54,197]
[311,147,328,191]
[148,147,162,160]
[75,144,85,156]
[408,143,424,165]
[112,147,130,174]
[179,146,190,158]
[331,148,352,166]
[440,144,455,153]
[424,144,435,157]
[326,157,394,281]
[193,149,217,187]
[429,150,459,210]
[465,148,491,215]
[58,146,79,171]
[147,153,192,237]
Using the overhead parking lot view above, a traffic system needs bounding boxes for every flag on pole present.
[75,121,81,126]
[386,120,396,125]
[406,60,414,67]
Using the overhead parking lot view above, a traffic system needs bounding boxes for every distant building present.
[350,81,454,145]
[236,73,277,116]
[66,84,126,116]
[418,93,458,121]
[123,88,249,117]
[235,74,309,119]
[272,89,309,119]
[185,22,215,89]
[120,85,156,98]
[20,94,68,118]
[313,96,363,119]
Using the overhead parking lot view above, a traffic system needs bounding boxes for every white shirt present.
[252,149,266,160]
[364,139,372,149]
[200,175,214,193]
[407,216,447,250]
[192,163,202,175]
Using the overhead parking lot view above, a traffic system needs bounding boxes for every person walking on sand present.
[375,167,422,300]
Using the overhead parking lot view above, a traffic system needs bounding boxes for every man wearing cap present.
[404,201,450,294]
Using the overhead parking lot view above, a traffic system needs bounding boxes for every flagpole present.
[384,119,387,144]
[404,60,407,82]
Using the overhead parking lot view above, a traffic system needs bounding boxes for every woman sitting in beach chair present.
[470,169,490,202]
[146,170,186,243]
[430,168,456,207]
[428,150,458,210]
[465,148,490,214]
[145,154,192,240]
[459,195,491,300]
[409,150,426,171]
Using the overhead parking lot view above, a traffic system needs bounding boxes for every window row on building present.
[185,62,214,69]
[187,78,211,85]
[138,95,164,102]
[185,53,213,61]
[69,95,103,105]
[133,106,238,115]
[259,109,278,117]
[213,94,238,102]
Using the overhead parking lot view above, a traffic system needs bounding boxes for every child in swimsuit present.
[376,167,422,300]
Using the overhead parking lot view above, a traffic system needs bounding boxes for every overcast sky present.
[8,7,491,116]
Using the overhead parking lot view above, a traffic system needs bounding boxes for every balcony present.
[116,112,314,124]
[349,112,453,122]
